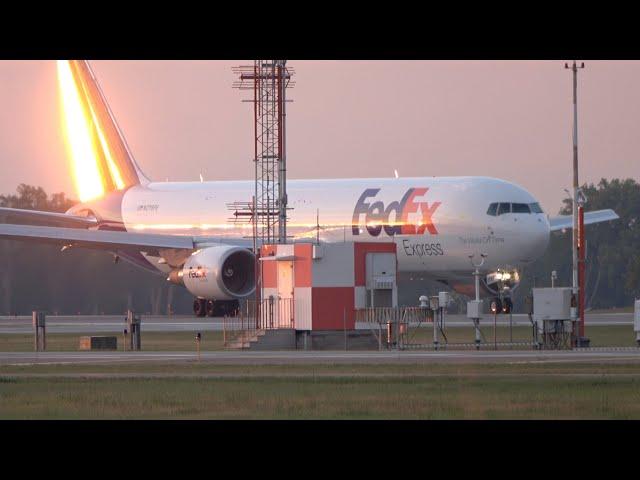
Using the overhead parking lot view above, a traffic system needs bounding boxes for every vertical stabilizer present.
[58,60,150,201]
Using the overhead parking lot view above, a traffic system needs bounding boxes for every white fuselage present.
[116,176,551,283]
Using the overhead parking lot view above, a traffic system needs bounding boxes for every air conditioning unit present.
[532,287,573,321]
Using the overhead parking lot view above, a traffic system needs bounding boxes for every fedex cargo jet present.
[0,60,619,316]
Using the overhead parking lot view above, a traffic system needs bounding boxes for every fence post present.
[343,308,347,351]
[32,311,46,352]
[127,310,141,351]
[223,316,226,347]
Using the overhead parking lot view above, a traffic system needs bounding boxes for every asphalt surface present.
[2,349,640,366]
[0,313,633,334]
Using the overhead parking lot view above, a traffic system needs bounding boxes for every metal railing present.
[355,307,431,325]
[223,298,295,348]
[355,307,432,349]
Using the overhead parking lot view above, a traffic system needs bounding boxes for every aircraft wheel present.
[193,298,207,317]
[502,297,513,314]
[490,298,502,315]
[206,300,216,317]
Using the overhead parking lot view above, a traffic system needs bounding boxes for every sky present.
[0,60,637,213]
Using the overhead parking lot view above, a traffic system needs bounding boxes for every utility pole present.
[565,60,585,343]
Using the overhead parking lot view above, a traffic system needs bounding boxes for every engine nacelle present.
[169,246,255,300]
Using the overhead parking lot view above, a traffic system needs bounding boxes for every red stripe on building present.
[311,287,355,330]
[260,245,278,288]
[293,243,313,287]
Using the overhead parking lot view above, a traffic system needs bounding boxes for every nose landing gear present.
[501,297,513,314]
[193,298,207,317]
[490,298,502,315]
[193,298,241,317]
[489,296,513,315]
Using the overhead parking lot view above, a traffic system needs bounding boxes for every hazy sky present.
[0,60,637,212]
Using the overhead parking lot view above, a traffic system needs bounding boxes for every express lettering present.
[402,239,444,257]
[352,188,441,237]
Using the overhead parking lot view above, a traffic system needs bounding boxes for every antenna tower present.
[232,60,294,245]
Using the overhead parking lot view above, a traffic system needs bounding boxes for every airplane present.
[0,60,619,317]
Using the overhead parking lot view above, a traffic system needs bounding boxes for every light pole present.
[565,60,585,343]
[469,254,487,349]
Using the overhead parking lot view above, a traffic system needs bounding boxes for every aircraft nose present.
[528,217,550,261]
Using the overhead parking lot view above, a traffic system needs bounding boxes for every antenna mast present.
[232,60,294,245]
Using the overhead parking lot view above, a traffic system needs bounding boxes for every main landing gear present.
[193,298,240,317]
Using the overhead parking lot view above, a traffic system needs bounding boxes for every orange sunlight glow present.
[87,102,125,190]
[57,60,125,202]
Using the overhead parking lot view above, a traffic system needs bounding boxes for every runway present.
[2,348,640,366]
[0,312,633,334]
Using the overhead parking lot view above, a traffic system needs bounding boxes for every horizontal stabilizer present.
[549,209,619,232]
[0,223,195,253]
[0,207,97,228]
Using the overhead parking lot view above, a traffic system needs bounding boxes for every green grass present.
[405,325,638,347]
[587,306,634,314]
[0,331,226,352]
[0,325,636,352]
[1,325,639,419]
[4,361,640,376]
[3,364,640,419]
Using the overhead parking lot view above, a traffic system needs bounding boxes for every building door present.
[277,261,294,327]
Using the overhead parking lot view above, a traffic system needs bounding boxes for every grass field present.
[3,362,640,419]
[2,325,639,419]
[1,324,636,352]
[405,324,638,347]
[0,331,227,352]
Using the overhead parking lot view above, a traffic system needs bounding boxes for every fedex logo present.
[352,188,441,237]
[188,268,207,280]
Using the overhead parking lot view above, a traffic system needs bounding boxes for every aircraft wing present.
[0,223,196,254]
[0,207,98,228]
[549,209,619,232]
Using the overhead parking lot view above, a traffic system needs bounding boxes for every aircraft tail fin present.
[58,60,150,199]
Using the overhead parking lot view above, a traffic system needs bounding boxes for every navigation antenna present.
[231,60,295,246]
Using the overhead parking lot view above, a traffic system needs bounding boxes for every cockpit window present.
[530,202,544,213]
[512,203,531,214]
[489,202,542,216]
[497,203,511,215]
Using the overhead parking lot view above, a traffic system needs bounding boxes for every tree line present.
[0,185,194,315]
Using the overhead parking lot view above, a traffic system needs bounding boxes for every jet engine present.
[168,245,255,300]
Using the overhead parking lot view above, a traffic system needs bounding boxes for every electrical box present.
[365,253,396,290]
[467,300,482,319]
[312,244,324,259]
[438,291,450,309]
[635,299,640,333]
[365,252,397,308]
[532,287,573,321]
[429,296,439,310]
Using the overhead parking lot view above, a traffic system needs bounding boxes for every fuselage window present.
[486,203,498,216]
[512,203,531,214]
[497,203,511,215]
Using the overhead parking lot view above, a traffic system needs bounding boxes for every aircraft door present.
[276,261,294,327]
